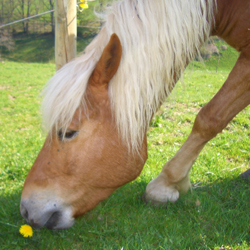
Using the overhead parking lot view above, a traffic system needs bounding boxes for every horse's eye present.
[58,129,79,141]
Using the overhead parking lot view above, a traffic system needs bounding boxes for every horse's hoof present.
[141,192,168,207]
[240,169,250,181]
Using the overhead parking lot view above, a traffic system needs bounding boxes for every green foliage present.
[0,45,250,249]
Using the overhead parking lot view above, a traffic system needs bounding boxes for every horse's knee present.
[192,105,225,141]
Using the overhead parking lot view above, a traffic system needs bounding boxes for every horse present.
[20,0,250,229]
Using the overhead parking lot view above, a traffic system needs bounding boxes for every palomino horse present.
[20,0,250,229]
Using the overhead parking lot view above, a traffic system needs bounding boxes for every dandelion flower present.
[19,224,33,237]
[79,0,88,9]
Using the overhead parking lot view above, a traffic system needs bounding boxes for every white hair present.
[42,0,215,151]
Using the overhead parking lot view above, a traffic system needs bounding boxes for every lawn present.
[0,41,250,249]
[0,33,95,63]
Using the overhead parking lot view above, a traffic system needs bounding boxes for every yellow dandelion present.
[79,0,88,9]
[79,2,88,9]
[19,224,33,237]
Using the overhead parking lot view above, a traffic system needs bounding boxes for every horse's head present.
[20,34,148,229]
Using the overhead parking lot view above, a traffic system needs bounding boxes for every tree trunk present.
[20,0,25,33]
[50,0,54,34]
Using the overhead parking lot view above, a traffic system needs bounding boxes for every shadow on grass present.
[0,190,24,245]
[114,176,250,247]
[82,175,250,243]
[2,34,55,63]
[0,175,249,249]
[1,33,96,64]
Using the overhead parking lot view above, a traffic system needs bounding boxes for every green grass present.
[0,33,95,63]
[1,42,250,249]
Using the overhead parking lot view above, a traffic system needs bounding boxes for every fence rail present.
[0,10,55,29]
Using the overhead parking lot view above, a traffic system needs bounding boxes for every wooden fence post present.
[55,0,77,70]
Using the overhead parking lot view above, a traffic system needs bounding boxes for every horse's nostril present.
[24,210,28,220]
[45,211,62,229]
[20,203,29,220]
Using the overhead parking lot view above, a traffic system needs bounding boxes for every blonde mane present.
[42,0,215,151]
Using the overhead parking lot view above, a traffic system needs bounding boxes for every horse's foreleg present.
[145,48,250,205]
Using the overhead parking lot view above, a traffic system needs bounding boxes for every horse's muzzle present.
[20,194,74,229]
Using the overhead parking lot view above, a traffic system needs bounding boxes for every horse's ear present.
[90,33,122,86]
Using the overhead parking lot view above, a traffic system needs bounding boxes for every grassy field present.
[1,40,250,249]
[0,33,95,63]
